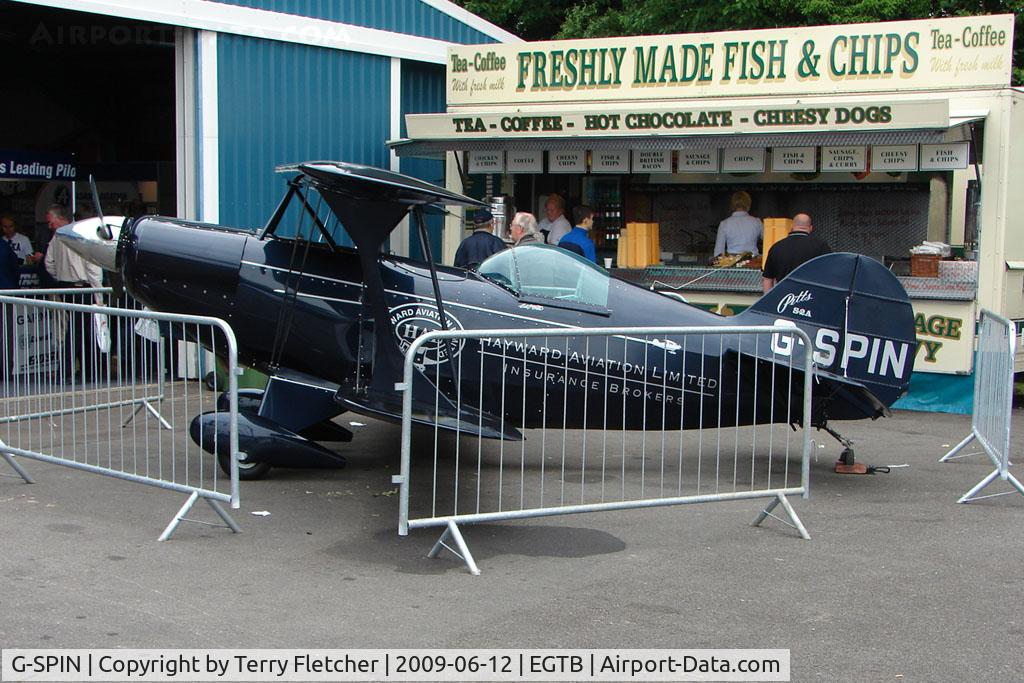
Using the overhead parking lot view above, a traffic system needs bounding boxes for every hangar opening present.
[0,2,177,261]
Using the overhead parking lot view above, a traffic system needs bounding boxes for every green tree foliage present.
[457,0,1023,84]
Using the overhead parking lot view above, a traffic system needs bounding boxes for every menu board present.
[468,151,503,173]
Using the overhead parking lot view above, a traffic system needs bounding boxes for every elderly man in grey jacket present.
[510,212,542,246]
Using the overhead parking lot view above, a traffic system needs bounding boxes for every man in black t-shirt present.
[762,213,831,293]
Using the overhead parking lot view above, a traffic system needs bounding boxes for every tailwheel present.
[819,424,872,475]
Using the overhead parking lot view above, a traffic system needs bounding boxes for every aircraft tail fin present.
[736,252,916,418]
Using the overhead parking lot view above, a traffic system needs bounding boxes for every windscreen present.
[479,244,610,308]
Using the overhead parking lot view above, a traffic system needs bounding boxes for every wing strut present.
[258,177,339,250]
[268,189,321,370]
[413,207,461,388]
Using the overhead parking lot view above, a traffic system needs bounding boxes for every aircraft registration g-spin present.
[56,162,915,479]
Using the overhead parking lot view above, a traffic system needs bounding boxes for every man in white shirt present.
[713,191,763,257]
[1,214,35,264]
[538,193,571,245]
[44,204,102,288]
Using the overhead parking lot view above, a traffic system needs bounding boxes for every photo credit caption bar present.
[1,649,789,681]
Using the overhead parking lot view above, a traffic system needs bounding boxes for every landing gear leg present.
[819,423,868,474]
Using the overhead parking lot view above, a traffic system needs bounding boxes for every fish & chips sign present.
[447,15,1014,106]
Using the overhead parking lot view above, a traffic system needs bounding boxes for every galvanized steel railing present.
[395,325,814,574]
[941,309,1024,502]
[0,293,242,540]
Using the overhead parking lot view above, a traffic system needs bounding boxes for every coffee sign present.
[506,151,543,173]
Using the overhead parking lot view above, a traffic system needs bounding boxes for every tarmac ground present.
[1,407,1023,681]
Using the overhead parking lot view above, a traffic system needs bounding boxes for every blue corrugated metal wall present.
[212,0,495,44]
[400,61,446,261]
[217,35,390,231]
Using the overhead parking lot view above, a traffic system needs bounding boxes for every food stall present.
[392,15,1022,412]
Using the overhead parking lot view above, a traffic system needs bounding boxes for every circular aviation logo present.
[389,303,464,367]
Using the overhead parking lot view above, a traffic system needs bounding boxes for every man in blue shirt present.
[558,205,597,263]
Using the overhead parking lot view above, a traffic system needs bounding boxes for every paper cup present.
[603,257,613,269]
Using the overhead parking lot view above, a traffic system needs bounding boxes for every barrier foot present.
[1,452,34,484]
[941,433,976,463]
[205,498,241,534]
[158,492,240,541]
[958,468,1024,503]
[427,520,480,575]
[123,401,172,431]
[752,493,810,540]
[160,491,200,541]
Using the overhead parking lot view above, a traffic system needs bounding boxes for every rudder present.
[738,252,916,415]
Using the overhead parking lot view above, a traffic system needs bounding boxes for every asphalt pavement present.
[1,409,1022,681]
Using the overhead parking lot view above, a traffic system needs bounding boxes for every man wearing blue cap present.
[454,208,506,270]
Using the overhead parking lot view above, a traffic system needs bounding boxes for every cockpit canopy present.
[478,244,610,308]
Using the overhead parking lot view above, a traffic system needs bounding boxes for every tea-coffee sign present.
[447,15,1014,106]
[406,101,946,140]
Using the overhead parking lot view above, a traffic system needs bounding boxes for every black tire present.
[204,371,217,391]
[218,451,272,480]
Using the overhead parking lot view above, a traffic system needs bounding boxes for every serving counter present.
[613,259,977,302]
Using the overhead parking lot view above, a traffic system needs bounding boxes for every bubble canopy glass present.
[478,244,610,309]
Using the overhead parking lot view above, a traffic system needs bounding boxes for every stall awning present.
[391,127,977,157]
[391,100,985,158]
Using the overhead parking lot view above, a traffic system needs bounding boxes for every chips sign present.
[549,150,586,173]
[468,150,503,173]
[591,151,629,173]
[821,146,867,172]
[447,15,1014,106]
[920,142,969,170]
[771,147,815,172]
[722,148,765,173]
[872,145,919,171]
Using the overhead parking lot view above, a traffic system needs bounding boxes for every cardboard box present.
[911,254,941,277]
[762,217,792,264]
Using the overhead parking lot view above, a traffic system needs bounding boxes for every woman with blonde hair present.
[713,190,763,257]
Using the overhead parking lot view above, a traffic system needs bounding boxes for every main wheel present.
[217,451,272,480]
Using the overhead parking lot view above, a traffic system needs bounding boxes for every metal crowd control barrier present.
[940,309,1024,502]
[396,325,814,574]
[1,288,168,427]
[0,293,242,540]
